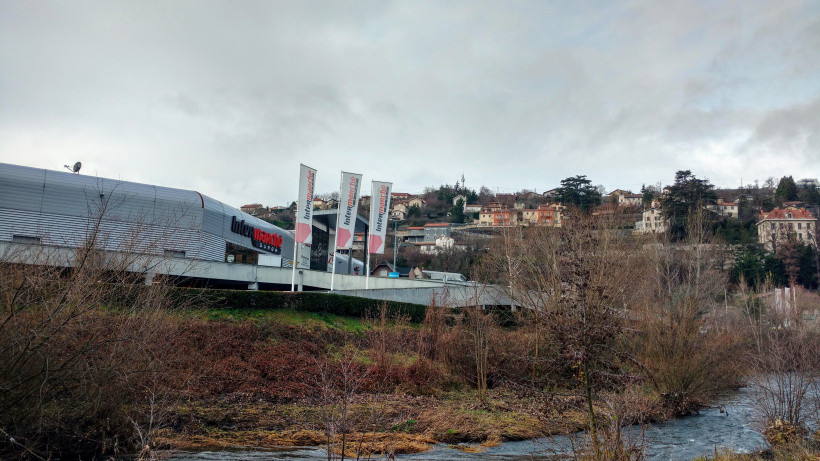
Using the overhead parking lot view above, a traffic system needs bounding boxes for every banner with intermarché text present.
[335,171,362,249]
[368,181,392,254]
[295,164,317,245]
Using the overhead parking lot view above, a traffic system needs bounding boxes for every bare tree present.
[0,186,200,459]
[743,283,820,446]
[630,209,744,416]
[476,211,645,459]
[315,341,373,460]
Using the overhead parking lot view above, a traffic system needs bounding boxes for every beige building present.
[638,201,668,234]
[408,197,426,208]
[418,235,455,255]
[479,202,519,227]
[608,189,642,207]
[464,203,482,214]
[707,198,739,218]
[757,206,816,252]
[240,203,264,215]
[521,204,563,227]
[391,203,407,220]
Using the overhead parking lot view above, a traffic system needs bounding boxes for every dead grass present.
[158,429,436,455]
[332,432,438,457]
[447,443,486,453]
[159,387,594,453]
[700,441,820,460]
[481,435,502,447]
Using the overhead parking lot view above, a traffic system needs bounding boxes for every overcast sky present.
[1,0,818,208]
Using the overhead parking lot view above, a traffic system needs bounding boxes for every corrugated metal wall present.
[0,163,294,265]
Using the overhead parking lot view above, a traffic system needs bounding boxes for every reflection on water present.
[167,387,768,461]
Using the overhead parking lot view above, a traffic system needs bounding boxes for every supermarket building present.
[0,163,516,306]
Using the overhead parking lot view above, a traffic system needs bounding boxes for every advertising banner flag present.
[295,164,317,244]
[335,171,362,249]
[368,181,392,254]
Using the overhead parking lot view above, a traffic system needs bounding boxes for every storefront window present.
[225,242,258,265]
[310,226,329,271]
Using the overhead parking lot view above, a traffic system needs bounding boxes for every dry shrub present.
[363,302,441,394]
[746,299,820,445]
[628,216,747,416]
[0,248,193,459]
[629,300,746,415]
[177,320,324,402]
[762,419,808,447]
[600,387,666,426]
[566,425,646,461]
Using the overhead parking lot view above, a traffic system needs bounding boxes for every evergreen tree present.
[659,170,717,241]
[774,176,799,205]
[640,184,654,205]
[555,175,602,213]
[450,198,465,223]
[799,182,820,205]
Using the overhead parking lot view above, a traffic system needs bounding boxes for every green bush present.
[167,287,427,322]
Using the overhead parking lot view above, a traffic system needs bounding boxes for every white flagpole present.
[330,250,337,290]
[330,173,343,291]
[291,183,300,291]
[290,240,298,291]
[365,251,370,289]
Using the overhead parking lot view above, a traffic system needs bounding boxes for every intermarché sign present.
[230,216,283,254]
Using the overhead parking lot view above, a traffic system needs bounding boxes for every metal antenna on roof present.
[63,162,82,174]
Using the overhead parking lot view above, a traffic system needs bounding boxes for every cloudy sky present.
[1,0,818,208]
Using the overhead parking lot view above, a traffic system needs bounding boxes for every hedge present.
[166,287,428,323]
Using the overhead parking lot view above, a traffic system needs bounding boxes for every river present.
[167,387,767,461]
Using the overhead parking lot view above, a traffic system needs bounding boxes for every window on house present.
[771,223,775,230]
[798,223,802,229]
[799,233,803,240]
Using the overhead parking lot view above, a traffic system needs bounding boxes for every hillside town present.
[238,172,820,289]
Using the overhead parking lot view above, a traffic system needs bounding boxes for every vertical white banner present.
[368,181,392,254]
[295,164,317,245]
[335,171,362,250]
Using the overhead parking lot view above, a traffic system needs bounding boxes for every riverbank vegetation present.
[2,210,820,460]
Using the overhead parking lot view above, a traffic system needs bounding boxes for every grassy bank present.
[142,305,672,457]
[0,283,774,459]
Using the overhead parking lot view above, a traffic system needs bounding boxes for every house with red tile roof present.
[757,206,816,252]
[240,203,264,215]
[390,192,412,201]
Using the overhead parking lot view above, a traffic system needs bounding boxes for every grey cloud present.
[741,97,820,161]
[1,0,818,206]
